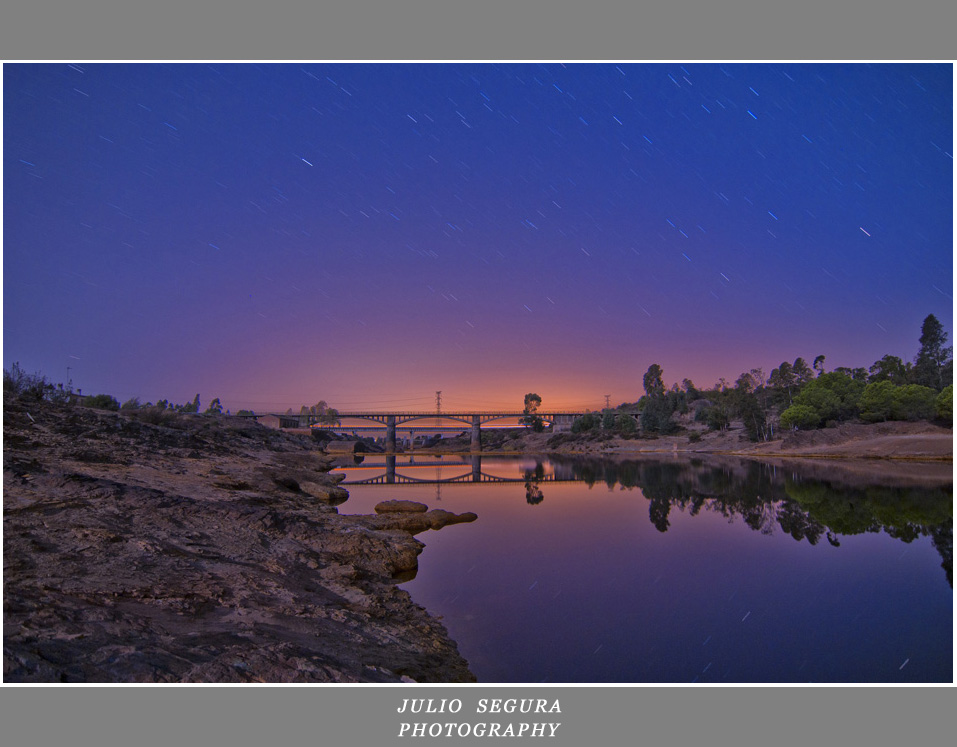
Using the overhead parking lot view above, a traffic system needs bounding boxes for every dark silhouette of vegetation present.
[913,314,953,391]
[83,394,120,411]
[522,393,545,432]
[3,362,72,403]
[545,455,952,585]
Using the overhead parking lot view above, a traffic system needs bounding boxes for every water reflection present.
[332,454,952,682]
[335,454,953,586]
[548,456,953,587]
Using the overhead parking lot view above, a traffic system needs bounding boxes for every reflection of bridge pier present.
[471,416,481,452]
[386,455,396,483]
[381,455,484,482]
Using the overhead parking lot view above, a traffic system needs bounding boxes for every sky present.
[3,63,953,413]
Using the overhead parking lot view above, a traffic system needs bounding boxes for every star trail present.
[3,63,952,411]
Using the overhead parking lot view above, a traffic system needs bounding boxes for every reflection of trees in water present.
[524,461,545,505]
[551,456,953,586]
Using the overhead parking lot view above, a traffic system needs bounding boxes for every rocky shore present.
[3,395,476,683]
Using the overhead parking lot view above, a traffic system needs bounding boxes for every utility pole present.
[604,394,611,409]
[435,390,442,415]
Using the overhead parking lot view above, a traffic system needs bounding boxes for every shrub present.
[892,385,937,421]
[3,362,54,401]
[616,414,638,437]
[935,385,952,425]
[859,381,897,422]
[780,404,820,430]
[571,413,600,433]
[792,373,864,424]
[84,394,120,411]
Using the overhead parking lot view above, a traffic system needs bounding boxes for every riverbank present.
[3,395,476,683]
[413,420,952,461]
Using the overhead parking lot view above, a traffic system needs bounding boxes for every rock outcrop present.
[3,395,476,683]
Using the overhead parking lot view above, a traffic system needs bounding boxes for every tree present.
[522,393,544,432]
[834,366,868,382]
[892,384,937,421]
[317,407,340,425]
[733,368,772,441]
[640,396,677,435]
[790,372,864,426]
[616,413,638,437]
[913,314,952,391]
[205,397,223,415]
[643,364,665,398]
[813,355,826,376]
[769,361,796,404]
[571,412,600,433]
[859,381,898,422]
[868,355,910,386]
[792,358,815,386]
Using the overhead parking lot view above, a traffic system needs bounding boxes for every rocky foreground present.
[3,396,476,683]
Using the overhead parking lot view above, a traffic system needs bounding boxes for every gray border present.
[0,1,955,60]
[1,685,956,745]
[2,1,954,746]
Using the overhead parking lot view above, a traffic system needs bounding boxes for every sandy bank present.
[415,420,952,462]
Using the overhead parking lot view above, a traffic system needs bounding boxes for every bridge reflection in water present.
[336,455,565,486]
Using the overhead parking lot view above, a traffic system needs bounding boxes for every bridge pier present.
[471,415,482,452]
[471,454,482,482]
[386,455,396,483]
[386,415,396,453]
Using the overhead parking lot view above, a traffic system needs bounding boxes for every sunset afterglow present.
[4,63,952,413]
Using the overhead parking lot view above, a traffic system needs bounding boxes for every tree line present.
[559,313,953,441]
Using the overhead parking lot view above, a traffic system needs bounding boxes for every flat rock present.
[375,500,429,514]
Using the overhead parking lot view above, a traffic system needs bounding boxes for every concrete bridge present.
[248,409,641,451]
[318,411,589,452]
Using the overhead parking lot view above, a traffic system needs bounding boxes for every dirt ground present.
[424,419,952,461]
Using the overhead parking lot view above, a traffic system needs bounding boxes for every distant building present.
[256,414,301,429]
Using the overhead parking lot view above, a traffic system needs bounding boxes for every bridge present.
[314,411,594,452]
[247,409,641,452]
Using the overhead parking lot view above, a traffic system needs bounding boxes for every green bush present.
[84,394,120,411]
[616,414,638,437]
[892,384,937,421]
[859,380,897,422]
[780,404,820,430]
[935,385,952,424]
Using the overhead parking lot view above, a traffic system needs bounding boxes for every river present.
[331,454,952,683]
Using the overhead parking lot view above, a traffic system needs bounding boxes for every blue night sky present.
[3,63,953,412]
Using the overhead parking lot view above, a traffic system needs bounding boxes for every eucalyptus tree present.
[914,314,952,391]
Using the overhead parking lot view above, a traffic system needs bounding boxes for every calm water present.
[331,455,953,683]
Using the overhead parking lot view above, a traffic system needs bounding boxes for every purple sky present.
[3,63,953,412]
